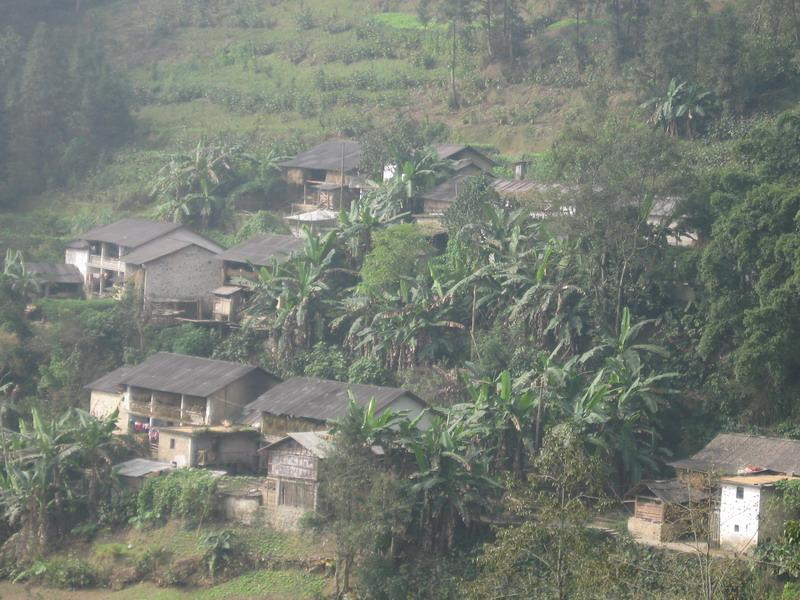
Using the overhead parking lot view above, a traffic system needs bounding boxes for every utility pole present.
[339,142,345,211]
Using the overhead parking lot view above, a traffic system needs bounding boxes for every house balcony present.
[128,399,152,416]
[181,408,206,426]
[152,403,182,421]
[87,254,124,273]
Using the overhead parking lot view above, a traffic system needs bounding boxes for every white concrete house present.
[719,473,800,552]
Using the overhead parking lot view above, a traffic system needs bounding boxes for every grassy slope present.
[5,0,584,257]
[2,521,333,599]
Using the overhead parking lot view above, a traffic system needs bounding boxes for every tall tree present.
[11,22,69,194]
[438,0,477,108]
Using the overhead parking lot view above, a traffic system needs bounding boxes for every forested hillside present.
[2,0,800,598]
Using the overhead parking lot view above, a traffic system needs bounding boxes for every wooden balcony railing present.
[152,404,181,421]
[128,399,151,416]
[87,254,124,272]
[182,409,206,425]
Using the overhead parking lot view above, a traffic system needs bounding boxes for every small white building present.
[719,473,799,553]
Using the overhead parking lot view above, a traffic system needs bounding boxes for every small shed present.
[113,458,175,490]
[26,263,84,298]
[212,286,245,322]
[627,479,708,543]
[261,431,330,530]
[285,209,339,236]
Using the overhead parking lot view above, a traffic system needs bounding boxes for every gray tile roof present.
[216,234,304,266]
[630,479,709,504]
[84,365,136,394]
[421,172,480,206]
[243,377,424,423]
[26,263,83,285]
[432,144,496,167]
[120,229,223,264]
[118,352,270,398]
[279,140,362,172]
[77,218,182,248]
[120,238,194,265]
[114,458,175,478]
[670,433,800,476]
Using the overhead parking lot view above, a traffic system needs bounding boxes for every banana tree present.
[406,414,501,553]
[1,250,41,301]
[463,370,537,479]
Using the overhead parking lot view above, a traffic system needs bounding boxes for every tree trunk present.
[450,20,459,108]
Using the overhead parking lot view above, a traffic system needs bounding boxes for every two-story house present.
[280,139,364,209]
[88,352,278,436]
[65,218,224,317]
[211,233,305,322]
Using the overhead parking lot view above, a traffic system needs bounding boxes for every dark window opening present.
[736,486,744,499]
[734,524,740,532]
[169,438,176,449]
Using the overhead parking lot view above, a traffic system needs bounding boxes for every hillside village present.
[3,0,800,598]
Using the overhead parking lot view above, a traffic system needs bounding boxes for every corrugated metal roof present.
[26,263,83,284]
[670,433,800,476]
[84,365,136,393]
[243,377,425,423]
[279,140,362,172]
[78,218,182,247]
[118,352,271,398]
[216,234,304,266]
[285,209,338,223]
[114,458,175,478]
[213,286,243,296]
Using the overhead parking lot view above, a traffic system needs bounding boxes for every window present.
[736,486,744,499]
[169,438,176,449]
[734,525,739,532]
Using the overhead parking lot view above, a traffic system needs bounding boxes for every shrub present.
[302,343,348,381]
[44,557,98,589]
[155,324,219,357]
[348,356,392,385]
[235,211,291,241]
[134,547,173,580]
[136,469,218,526]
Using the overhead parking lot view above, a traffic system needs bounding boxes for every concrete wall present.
[193,433,260,471]
[90,391,123,420]
[158,434,194,468]
[65,248,89,282]
[720,483,761,552]
[221,495,262,525]
[262,504,306,532]
[143,245,221,310]
[208,370,277,425]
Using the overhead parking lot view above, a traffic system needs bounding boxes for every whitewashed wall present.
[719,483,762,551]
